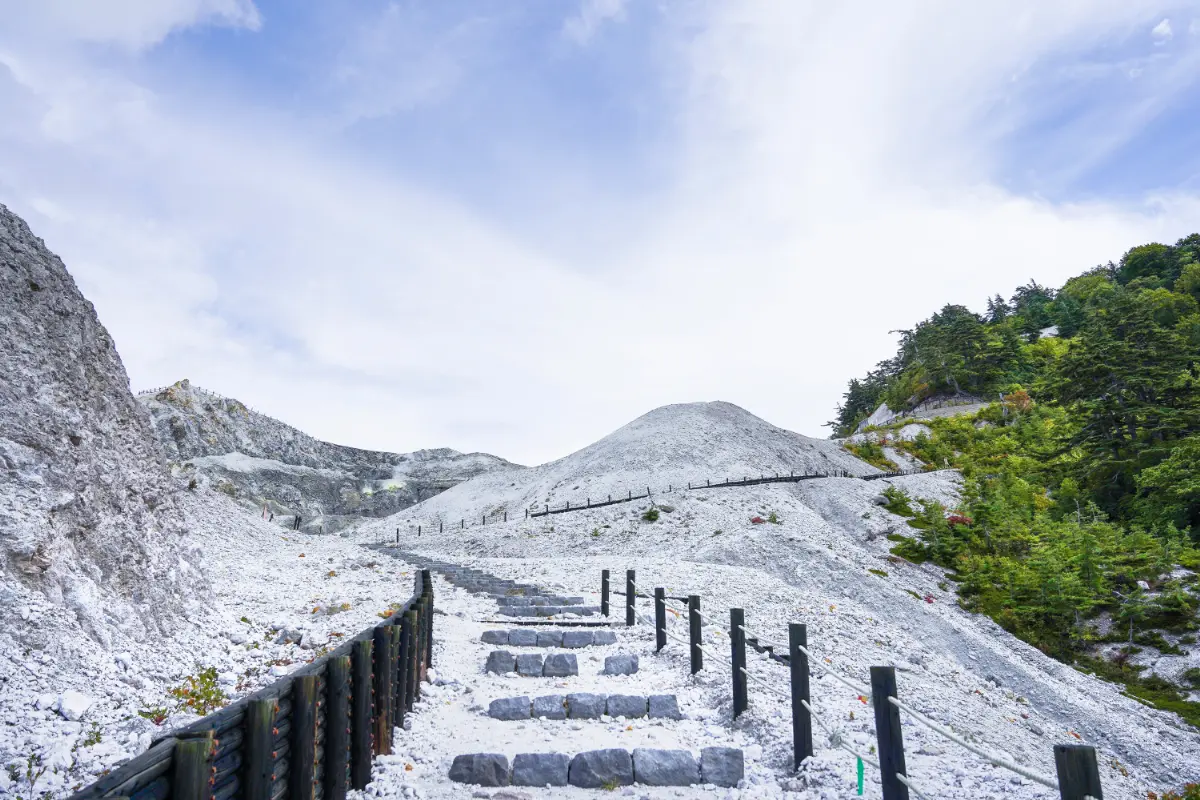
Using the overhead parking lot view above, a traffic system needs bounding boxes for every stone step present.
[486,693,680,721]
[497,605,601,618]
[484,651,578,677]
[481,629,618,647]
[448,747,742,789]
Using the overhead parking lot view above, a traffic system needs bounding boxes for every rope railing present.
[609,568,1107,800]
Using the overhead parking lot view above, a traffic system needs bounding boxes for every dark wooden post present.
[422,570,434,669]
[350,639,373,789]
[291,675,318,799]
[688,595,703,674]
[439,521,443,534]
[731,608,748,718]
[601,570,610,617]
[372,627,392,755]
[325,656,351,800]
[789,624,813,769]
[1054,745,1102,800]
[626,570,636,626]
[870,666,909,800]
[654,588,666,651]
[172,731,213,800]
[395,616,411,726]
[404,609,419,711]
[243,698,275,800]
[389,624,403,735]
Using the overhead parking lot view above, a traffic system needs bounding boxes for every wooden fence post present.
[405,609,419,712]
[350,639,374,789]
[731,608,748,718]
[601,570,610,617]
[291,675,318,799]
[372,627,392,755]
[172,731,213,800]
[689,595,703,674]
[396,616,411,727]
[243,699,275,800]
[654,588,666,652]
[422,570,434,669]
[389,625,403,738]
[1054,745,1103,800]
[325,656,351,800]
[626,570,636,626]
[789,624,813,769]
[870,666,909,800]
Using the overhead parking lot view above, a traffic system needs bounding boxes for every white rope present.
[887,696,1058,789]
[795,644,871,698]
[896,772,933,800]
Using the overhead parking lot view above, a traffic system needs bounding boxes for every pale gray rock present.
[481,630,509,645]
[511,753,569,787]
[536,631,563,647]
[0,203,208,650]
[592,630,618,646]
[561,631,593,648]
[632,749,699,786]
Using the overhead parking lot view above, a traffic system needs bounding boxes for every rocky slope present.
[0,203,208,652]
[139,380,514,533]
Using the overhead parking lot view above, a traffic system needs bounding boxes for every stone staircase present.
[372,546,746,792]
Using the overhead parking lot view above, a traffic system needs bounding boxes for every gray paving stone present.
[512,753,569,787]
[448,753,510,787]
[606,695,647,718]
[536,631,564,647]
[561,631,594,648]
[508,628,539,646]
[566,693,606,719]
[567,749,633,789]
[592,630,618,646]
[481,630,509,645]
[542,653,578,677]
[632,749,700,786]
[535,606,560,617]
[485,651,516,674]
[488,696,531,721]
[700,747,744,788]
[603,654,639,675]
[562,597,586,605]
[515,653,544,677]
[530,597,549,606]
[648,695,682,720]
[532,695,567,720]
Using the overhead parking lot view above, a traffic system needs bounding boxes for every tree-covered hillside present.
[833,234,1200,726]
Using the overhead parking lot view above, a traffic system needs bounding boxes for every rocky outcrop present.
[139,380,513,532]
[0,204,207,649]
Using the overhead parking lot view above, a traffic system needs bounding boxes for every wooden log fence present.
[613,570,1105,800]
[68,570,434,800]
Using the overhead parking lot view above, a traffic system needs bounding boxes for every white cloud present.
[1152,18,1173,40]
[0,0,261,51]
[1,1,1199,464]
[563,0,628,45]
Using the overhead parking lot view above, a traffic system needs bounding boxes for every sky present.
[2,1,1200,465]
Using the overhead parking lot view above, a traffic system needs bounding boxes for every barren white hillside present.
[382,402,879,526]
[353,404,1199,797]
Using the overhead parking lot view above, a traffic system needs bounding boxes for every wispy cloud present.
[1152,18,1173,40]
[1,1,1199,464]
[562,0,627,45]
[3,0,261,51]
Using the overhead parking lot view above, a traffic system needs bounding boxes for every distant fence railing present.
[68,571,435,800]
[381,467,948,541]
[602,568,1103,800]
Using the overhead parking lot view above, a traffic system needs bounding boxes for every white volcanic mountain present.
[139,380,515,533]
[0,204,207,651]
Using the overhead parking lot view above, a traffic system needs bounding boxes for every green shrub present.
[1182,668,1200,688]
[641,508,660,522]
[168,667,227,715]
[767,511,781,524]
[881,486,916,517]
[868,568,889,578]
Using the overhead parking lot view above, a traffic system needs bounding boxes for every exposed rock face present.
[139,380,514,532]
[0,204,207,649]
